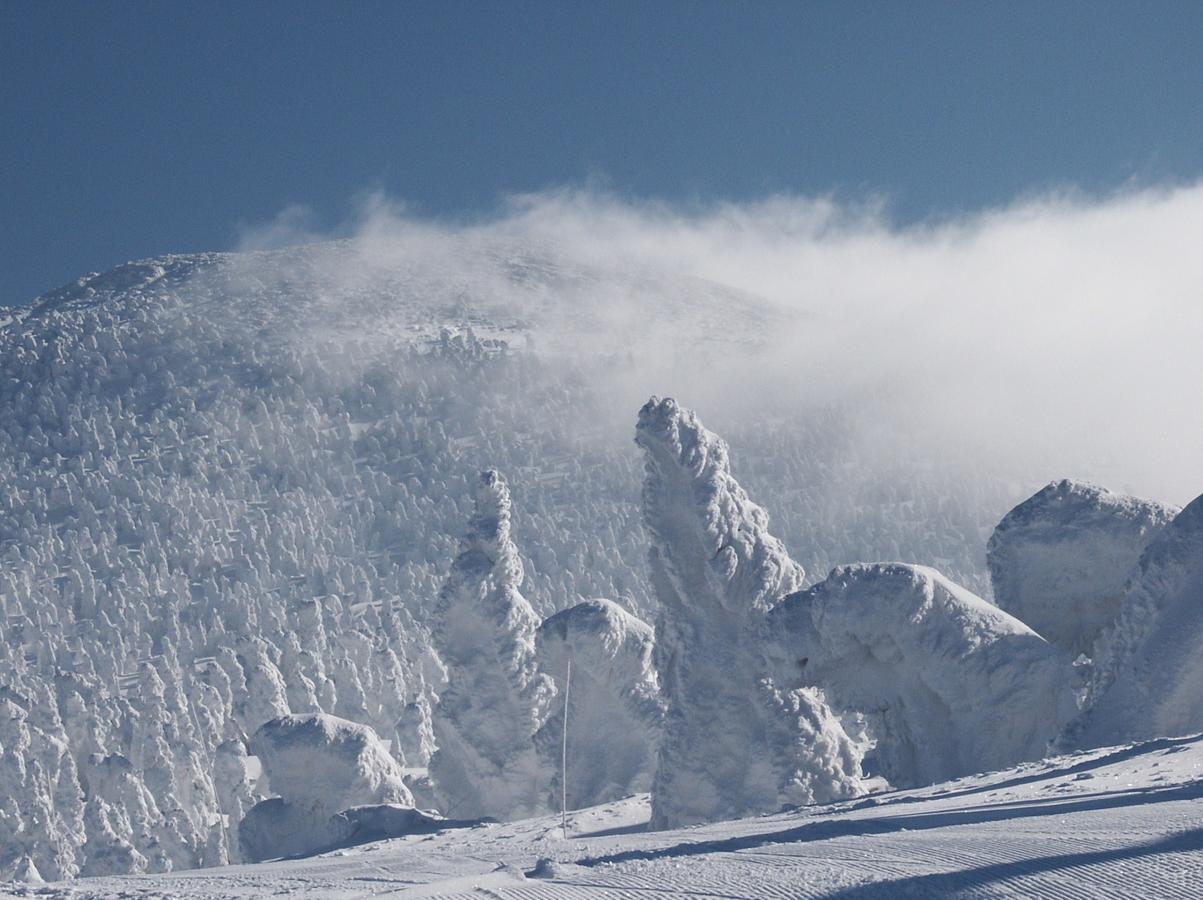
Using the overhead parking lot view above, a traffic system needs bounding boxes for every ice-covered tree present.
[635,397,865,828]
[534,598,665,811]
[428,470,555,819]
[767,563,1077,787]
[1066,491,1203,748]
[988,479,1179,657]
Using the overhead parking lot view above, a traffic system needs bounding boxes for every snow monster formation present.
[988,479,1180,657]
[239,713,414,861]
[636,398,866,829]
[1066,491,1203,749]
[428,470,556,820]
[767,564,1077,788]
[534,599,665,811]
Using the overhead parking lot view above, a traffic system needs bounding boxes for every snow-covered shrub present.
[240,713,411,861]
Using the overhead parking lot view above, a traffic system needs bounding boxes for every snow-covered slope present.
[0,239,1061,877]
[18,732,1203,898]
[988,479,1180,657]
[769,563,1077,788]
[1068,491,1203,749]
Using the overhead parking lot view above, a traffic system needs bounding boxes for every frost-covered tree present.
[988,480,1179,657]
[767,563,1077,787]
[635,398,865,828]
[534,598,665,811]
[428,470,555,819]
[1066,491,1203,749]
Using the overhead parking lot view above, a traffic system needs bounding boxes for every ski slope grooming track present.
[15,733,1203,898]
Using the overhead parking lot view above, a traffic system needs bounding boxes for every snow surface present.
[1068,491,1203,749]
[768,563,1077,788]
[988,479,1180,657]
[13,732,1203,898]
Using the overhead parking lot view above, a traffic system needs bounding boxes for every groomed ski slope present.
[14,733,1203,899]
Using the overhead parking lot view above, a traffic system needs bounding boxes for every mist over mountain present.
[1,185,1201,882]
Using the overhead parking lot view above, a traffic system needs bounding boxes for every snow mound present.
[1068,491,1203,748]
[636,397,865,829]
[249,713,412,812]
[769,563,1077,787]
[988,479,1179,656]
[534,599,665,810]
[428,470,555,820]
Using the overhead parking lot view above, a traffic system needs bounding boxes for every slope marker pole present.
[561,656,572,839]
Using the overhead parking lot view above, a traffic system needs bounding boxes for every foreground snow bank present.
[769,563,1077,787]
[534,599,665,810]
[1068,491,1203,748]
[636,397,865,829]
[240,714,412,861]
[988,479,1179,657]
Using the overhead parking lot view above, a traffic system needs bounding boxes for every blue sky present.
[3,1,1202,303]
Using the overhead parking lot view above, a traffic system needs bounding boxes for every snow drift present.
[1067,491,1203,748]
[768,563,1077,787]
[428,470,555,820]
[534,599,665,811]
[988,479,1179,657]
[635,397,865,829]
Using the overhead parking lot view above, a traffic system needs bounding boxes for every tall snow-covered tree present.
[428,470,555,819]
[635,397,865,829]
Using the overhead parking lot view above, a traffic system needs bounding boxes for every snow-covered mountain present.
[0,238,1144,880]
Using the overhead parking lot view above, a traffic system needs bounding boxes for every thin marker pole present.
[561,656,571,839]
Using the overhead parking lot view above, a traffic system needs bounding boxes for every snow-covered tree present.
[534,598,664,810]
[428,470,555,819]
[988,479,1179,657]
[767,563,1077,787]
[1066,491,1203,748]
[635,397,865,828]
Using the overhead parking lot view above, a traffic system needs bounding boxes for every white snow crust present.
[19,732,1203,898]
[988,479,1180,656]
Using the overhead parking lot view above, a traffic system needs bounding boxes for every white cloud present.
[234,182,1203,505]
